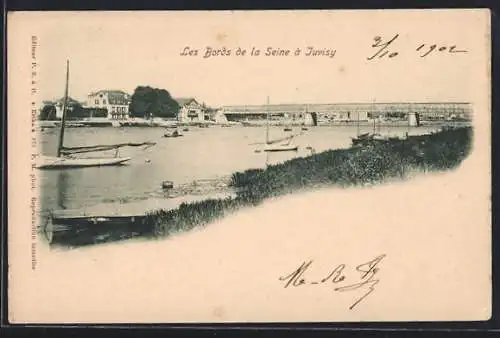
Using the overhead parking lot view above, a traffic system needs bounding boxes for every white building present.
[175,97,208,123]
[87,90,131,120]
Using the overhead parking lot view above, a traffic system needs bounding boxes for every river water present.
[38,124,439,215]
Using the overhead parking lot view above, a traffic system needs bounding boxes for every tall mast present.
[57,60,70,157]
[266,96,270,144]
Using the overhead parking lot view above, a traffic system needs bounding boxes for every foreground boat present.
[42,213,151,246]
[36,155,131,169]
[36,60,153,169]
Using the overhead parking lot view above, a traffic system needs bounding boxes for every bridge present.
[216,102,472,125]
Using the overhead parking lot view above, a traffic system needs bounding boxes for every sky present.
[14,10,489,107]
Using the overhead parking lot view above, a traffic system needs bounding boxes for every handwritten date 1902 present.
[278,254,386,310]
[367,34,468,60]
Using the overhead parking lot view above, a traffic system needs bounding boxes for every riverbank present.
[46,126,472,247]
[147,126,472,233]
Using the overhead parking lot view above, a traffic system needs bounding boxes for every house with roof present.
[175,97,211,123]
[87,90,131,120]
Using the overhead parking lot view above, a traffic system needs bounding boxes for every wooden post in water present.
[57,60,70,157]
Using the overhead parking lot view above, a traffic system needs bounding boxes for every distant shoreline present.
[36,119,472,129]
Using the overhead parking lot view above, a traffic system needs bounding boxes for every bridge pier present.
[408,112,421,127]
[304,112,317,126]
[214,111,229,124]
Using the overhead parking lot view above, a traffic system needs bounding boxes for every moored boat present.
[161,180,174,189]
[36,60,153,170]
[36,155,131,169]
[66,122,86,128]
[263,143,298,152]
[257,96,301,153]
[163,130,183,138]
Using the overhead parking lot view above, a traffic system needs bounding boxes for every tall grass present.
[149,127,472,236]
[231,127,472,203]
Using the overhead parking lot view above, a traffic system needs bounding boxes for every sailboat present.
[262,97,298,152]
[36,60,155,169]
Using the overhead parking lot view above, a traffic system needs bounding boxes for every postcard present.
[7,9,491,323]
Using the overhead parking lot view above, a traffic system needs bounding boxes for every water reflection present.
[56,171,70,210]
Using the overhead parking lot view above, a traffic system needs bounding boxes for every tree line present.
[39,86,181,120]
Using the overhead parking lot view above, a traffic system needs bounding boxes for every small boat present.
[154,119,178,128]
[257,96,301,153]
[161,180,174,189]
[263,142,298,152]
[163,130,183,138]
[351,132,392,147]
[372,134,388,141]
[37,120,59,129]
[284,127,292,132]
[351,133,374,146]
[36,155,131,169]
[81,120,113,127]
[66,122,85,128]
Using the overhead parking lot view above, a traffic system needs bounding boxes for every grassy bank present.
[145,126,472,237]
[49,127,472,247]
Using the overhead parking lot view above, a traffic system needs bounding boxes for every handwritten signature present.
[278,254,386,310]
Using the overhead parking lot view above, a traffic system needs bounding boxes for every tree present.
[65,100,85,120]
[129,86,180,118]
[39,104,57,120]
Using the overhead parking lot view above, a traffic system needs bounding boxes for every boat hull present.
[263,145,298,152]
[41,214,151,246]
[36,156,131,169]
